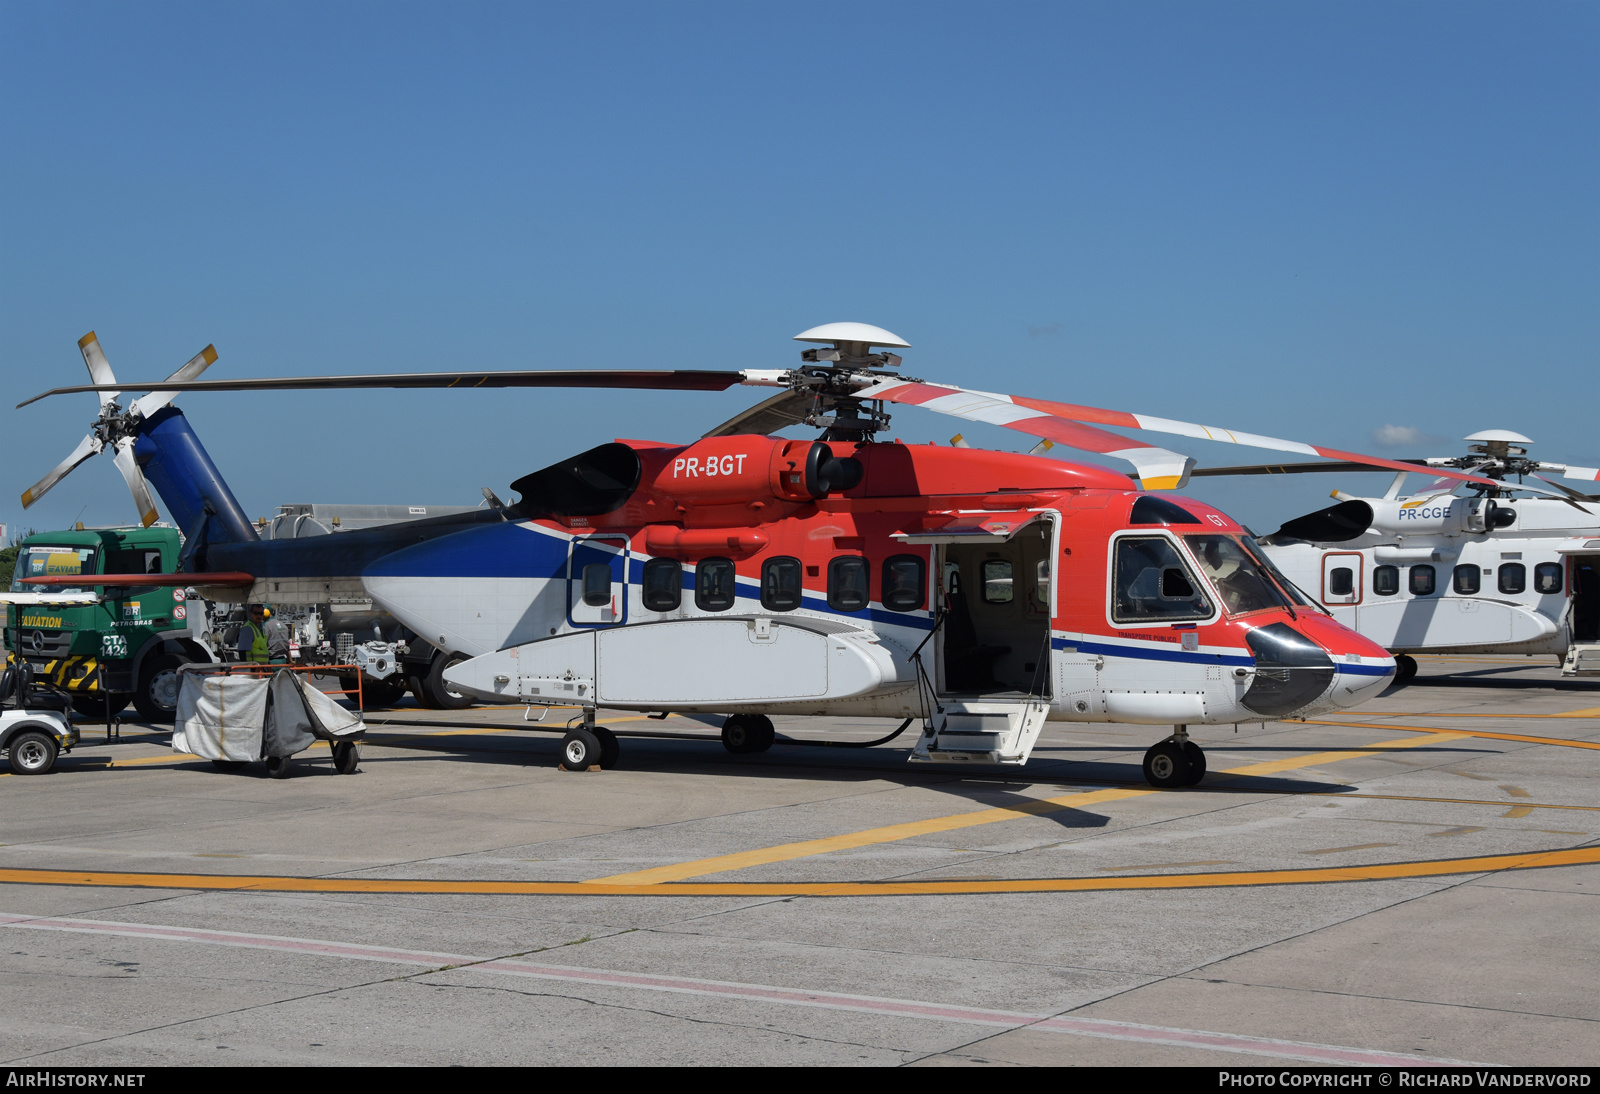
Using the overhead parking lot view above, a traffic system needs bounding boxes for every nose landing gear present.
[1142,726,1206,788]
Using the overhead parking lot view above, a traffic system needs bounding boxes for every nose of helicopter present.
[1291,613,1396,712]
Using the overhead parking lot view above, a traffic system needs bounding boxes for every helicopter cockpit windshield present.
[1184,534,1290,616]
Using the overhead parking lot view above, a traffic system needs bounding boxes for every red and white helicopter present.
[19,323,1508,786]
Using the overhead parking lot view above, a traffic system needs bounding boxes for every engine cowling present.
[646,437,861,506]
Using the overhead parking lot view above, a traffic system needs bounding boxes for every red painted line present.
[0,911,1483,1065]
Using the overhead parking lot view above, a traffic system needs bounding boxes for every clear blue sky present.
[3,0,1595,538]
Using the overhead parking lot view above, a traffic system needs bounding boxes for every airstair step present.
[912,701,1049,766]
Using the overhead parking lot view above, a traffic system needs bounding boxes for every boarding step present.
[1562,644,1600,677]
[911,700,1049,766]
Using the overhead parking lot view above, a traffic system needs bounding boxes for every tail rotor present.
[18,331,218,525]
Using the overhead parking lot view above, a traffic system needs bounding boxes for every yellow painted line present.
[588,731,1466,885]
[1327,792,1599,813]
[2,845,1597,897]
[1307,719,1600,751]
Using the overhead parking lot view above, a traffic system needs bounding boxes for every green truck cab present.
[4,526,217,722]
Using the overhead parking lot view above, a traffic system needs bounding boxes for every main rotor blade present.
[852,378,1195,489]
[1539,463,1600,484]
[19,369,748,407]
[861,379,1503,490]
[20,434,103,509]
[112,437,160,527]
[132,344,219,419]
[1188,460,1429,477]
[702,388,816,437]
[78,331,119,409]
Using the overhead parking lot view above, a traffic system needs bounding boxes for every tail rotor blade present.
[132,344,219,419]
[112,438,160,527]
[20,434,104,509]
[78,331,120,409]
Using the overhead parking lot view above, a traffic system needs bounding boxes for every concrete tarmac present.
[1,653,1597,1066]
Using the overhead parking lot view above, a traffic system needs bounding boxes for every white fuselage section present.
[363,517,1392,725]
[1261,496,1600,657]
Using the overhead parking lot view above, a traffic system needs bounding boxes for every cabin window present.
[1186,535,1288,614]
[761,556,803,612]
[1409,565,1436,596]
[1128,496,1203,525]
[105,549,164,576]
[1498,563,1526,595]
[1111,535,1212,623]
[642,558,681,612]
[1032,559,1051,611]
[1373,565,1399,596]
[1453,564,1480,595]
[827,556,869,612]
[1328,567,1353,597]
[695,557,737,611]
[981,560,1014,604]
[1534,562,1563,594]
[581,563,612,606]
[882,555,926,612]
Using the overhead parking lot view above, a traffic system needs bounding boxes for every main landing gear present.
[1391,654,1418,687]
[560,709,619,771]
[721,714,775,754]
[1142,726,1206,789]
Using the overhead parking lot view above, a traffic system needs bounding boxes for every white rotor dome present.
[1464,429,1533,444]
[792,322,911,349]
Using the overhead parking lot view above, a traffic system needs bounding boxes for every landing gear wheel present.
[1142,741,1191,788]
[70,693,129,720]
[265,755,292,779]
[333,741,360,774]
[1180,741,1206,786]
[407,671,439,710]
[7,730,58,775]
[561,727,601,770]
[748,715,775,752]
[721,714,760,754]
[594,726,620,769]
[424,653,474,710]
[1391,654,1418,687]
[211,760,247,772]
[133,654,192,724]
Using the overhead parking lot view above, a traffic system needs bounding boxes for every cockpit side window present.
[1184,535,1288,615]
[1111,536,1212,623]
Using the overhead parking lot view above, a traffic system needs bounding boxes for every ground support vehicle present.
[3,527,219,722]
[0,663,79,775]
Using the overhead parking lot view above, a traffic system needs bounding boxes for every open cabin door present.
[897,511,1056,766]
[567,535,629,627]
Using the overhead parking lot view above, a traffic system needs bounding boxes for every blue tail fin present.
[132,407,258,566]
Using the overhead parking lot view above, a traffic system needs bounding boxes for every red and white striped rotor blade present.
[862,380,1503,489]
[854,378,1195,489]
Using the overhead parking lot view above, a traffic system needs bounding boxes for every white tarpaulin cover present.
[175,671,364,761]
[173,674,269,762]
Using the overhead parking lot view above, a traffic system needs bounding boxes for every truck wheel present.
[70,693,130,720]
[133,654,191,723]
[339,676,406,710]
[408,670,440,710]
[7,730,58,775]
[424,653,475,710]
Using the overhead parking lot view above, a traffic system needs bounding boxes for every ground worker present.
[238,605,291,664]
